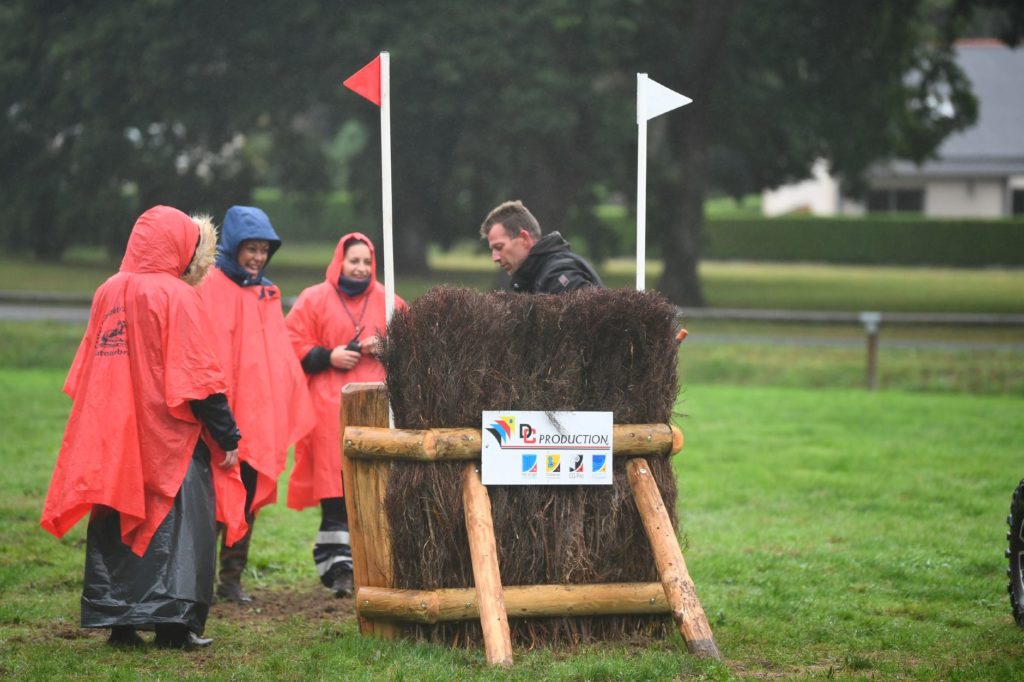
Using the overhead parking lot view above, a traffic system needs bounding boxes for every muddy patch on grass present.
[209,583,356,625]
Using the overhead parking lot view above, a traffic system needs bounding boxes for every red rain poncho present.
[284,233,406,510]
[198,267,314,517]
[40,206,248,555]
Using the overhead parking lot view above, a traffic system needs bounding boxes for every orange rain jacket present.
[40,206,248,555]
[284,232,406,510]
[198,217,314,519]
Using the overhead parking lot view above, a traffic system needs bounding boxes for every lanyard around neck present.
[338,289,372,337]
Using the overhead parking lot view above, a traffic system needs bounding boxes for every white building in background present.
[760,159,861,217]
[762,41,1024,219]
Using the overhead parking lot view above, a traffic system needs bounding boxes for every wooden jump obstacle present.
[341,382,721,667]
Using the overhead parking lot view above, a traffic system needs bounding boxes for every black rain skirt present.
[81,441,216,634]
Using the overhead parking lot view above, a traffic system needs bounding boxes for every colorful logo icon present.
[571,455,584,473]
[545,454,561,473]
[592,455,607,474]
[486,416,516,445]
[521,454,538,475]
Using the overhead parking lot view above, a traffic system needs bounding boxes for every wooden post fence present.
[340,382,721,665]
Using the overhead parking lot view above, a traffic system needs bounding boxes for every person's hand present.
[360,335,382,356]
[330,346,361,370]
[221,449,239,469]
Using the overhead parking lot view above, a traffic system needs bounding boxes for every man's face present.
[486,223,533,274]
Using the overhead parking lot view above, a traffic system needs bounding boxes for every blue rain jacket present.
[215,206,282,287]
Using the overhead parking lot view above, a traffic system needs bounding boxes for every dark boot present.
[107,625,144,648]
[315,497,353,596]
[154,624,212,650]
[217,513,254,604]
[329,566,354,598]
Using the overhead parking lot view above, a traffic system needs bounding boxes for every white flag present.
[637,74,692,124]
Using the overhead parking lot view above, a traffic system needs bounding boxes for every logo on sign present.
[486,416,515,445]
[545,454,561,474]
[519,423,537,444]
[481,410,613,486]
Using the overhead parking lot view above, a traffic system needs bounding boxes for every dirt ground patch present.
[209,583,357,625]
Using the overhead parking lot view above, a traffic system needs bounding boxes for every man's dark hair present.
[479,200,541,241]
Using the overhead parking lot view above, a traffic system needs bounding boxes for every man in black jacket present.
[480,200,603,294]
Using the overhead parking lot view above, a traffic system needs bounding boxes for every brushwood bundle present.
[379,286,683,647]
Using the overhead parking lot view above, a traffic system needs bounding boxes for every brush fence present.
[341,382,720,667]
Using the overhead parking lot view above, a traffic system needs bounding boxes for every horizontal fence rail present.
[4,292,1022,327]
[679,306,1024,326]
[343,424,683,462]
[3,292,1021,389]
[356,583,671,624]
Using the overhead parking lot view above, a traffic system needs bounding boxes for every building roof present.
[871,41,1024,180]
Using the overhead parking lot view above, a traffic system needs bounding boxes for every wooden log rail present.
[357,582,670,623]
[344,423,684,462]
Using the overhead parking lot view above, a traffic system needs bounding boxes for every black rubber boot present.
[154,624,212,650]
[107,625,144,648]
[217,513,255,604]
[330,567,355,598]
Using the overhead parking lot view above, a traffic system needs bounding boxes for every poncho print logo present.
[95,306,128,357]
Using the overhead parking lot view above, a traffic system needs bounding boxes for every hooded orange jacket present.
[198,266,314,518]
[40,206,247,555]
[284,232,406,510]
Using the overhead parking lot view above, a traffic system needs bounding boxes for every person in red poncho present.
[40,205,248,650]
[285,233,406,597]
[197,205,313,604]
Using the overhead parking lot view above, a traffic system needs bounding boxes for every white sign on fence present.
[481,411,613,486]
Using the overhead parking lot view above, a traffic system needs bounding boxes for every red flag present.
[343,55,381,106]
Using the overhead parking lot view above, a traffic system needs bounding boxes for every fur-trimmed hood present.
[119,206,217,287]
[184,213,217,287]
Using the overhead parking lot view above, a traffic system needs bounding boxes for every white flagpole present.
[636,73,648,291]
[635,74,691,293]
[380,51,395,323]
[379,51,396,429]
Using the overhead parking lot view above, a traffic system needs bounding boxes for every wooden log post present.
[627,458,722,660]
[462,463,513,667]
[357,582,670,623]
[340,382,398,638]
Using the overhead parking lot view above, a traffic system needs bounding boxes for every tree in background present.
[637,0,1021,304]
[1,1,1019,304]
[339,1,639,273]
[0,2,349,257]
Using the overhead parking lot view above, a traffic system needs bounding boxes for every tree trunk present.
[393,207,431,274]
[656,1,738,307]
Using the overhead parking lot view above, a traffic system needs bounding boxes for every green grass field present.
[2,368,1022,680]
[2,255,1022,678]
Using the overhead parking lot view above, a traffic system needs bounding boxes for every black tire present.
[1008,479,1024,627]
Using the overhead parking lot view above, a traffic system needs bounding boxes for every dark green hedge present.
[703,217,1024,267]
